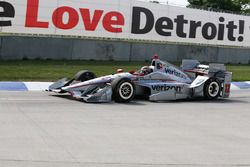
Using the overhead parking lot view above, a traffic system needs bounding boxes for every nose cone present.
[61,86,70,91]
[62,82,86,91]
[62,85,76,92]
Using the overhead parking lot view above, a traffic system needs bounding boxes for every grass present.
[0,60,147,82]
[0,60,249,82]
[227,65,250,82]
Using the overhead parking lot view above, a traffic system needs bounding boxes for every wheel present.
[111,77,135,103]
[74,70,96,82]
[203,78,221,100]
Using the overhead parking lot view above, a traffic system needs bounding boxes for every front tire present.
[203,78,221,100]
[74,70,96,82]
[111,78,135,103]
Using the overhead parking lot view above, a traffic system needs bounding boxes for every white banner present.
[1,0,250,47]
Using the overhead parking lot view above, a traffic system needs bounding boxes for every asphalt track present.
[0,90,250,167]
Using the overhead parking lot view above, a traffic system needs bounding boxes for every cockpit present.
[135,55,164,75]
[140,66,154,75]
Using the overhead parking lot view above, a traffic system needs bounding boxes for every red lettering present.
[25,0,49,28]
[25,1,125,33]
[52,7,79,29]
[80,9,103,31]
[103,12,124,33]
[225,84,231,93]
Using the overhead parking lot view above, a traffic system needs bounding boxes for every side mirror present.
[129,71,135,74]
[117,69,124,73]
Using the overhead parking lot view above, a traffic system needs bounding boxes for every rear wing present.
[208,63,226,75]
[209,65,232,98]
[182,60,209,76]
[222,72,232,98]
[181,60,200,71]
[182,60,227,75]
[182,59,232,98]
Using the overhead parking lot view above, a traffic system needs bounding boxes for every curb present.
[0,82,250,91]
[0,82,53,91]
[231,82,250,90]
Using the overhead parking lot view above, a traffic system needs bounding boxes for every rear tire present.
[111,78,135,103]
[203,78,221,100]
[74,70,96,82]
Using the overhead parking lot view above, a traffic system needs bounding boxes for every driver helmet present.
[141,66,153,75]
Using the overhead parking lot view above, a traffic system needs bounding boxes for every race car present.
[47,55,232,103]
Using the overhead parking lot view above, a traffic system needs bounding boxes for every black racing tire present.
[203,78,221,100]
[111,77,135,103]
[74,70,96,82]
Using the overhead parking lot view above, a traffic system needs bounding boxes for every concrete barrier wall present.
[0,36,250,64]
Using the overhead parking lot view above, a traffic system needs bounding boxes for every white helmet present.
[141,66,153,75]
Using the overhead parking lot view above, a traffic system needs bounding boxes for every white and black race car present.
[48,55,232,103]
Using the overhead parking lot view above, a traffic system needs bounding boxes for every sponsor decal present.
[1,0,249,46]
[132,7,245,42]
[0,1,15,26]
[152,85,182,92]
[25,0,124,32]
[165,68,187,79]
[225,84,231,93]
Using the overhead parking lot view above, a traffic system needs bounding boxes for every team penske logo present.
[152,85,182,92]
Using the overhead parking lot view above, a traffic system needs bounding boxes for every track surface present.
[0,90,250,167]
